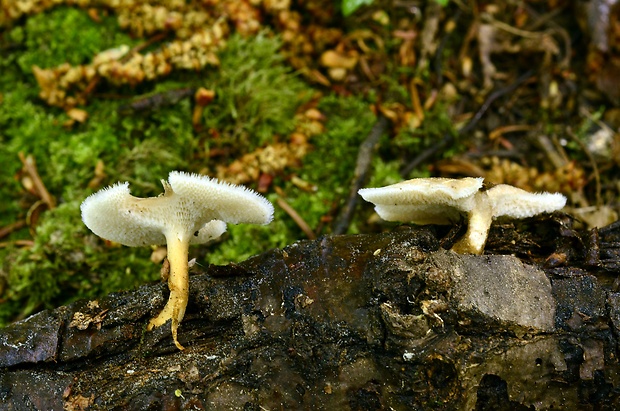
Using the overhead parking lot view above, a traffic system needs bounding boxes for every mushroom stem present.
[452,192,493,255]
[147,234,190,350]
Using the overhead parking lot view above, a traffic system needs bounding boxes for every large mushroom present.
[81,171,274,350]
[359,177,566,255]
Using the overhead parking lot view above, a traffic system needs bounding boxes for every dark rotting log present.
[1,220,620,410]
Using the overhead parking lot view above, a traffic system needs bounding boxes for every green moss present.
[288,94,377,234]
[201,32,309,154]
[113,102,196,195]
[207,94,378,263]
[0,86,122,201]
[15,6,136,72]
[0,84,63,226]
[368,158,402,187]
[0,7,374,324]
[207,218,290,266]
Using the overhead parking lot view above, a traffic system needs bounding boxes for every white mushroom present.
[485,184,568,218]
[359,178,566,255]
[81,171,274,350]
[358,177,484,224]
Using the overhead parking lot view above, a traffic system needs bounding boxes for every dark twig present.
[118,88,196,114]
[463,69,536,135]
[400,133,452,178]
[332,114,390,235]
[400,69,536,178]
[122,33,168,62]
[81,34,169,105]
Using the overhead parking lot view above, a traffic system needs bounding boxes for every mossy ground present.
[0,6,426,325]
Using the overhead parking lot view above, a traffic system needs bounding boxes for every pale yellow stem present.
[147,233,189,350]
[452,192,493,255]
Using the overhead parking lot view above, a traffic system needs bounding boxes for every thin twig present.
[332,114,390,235]
[400,134,452,178]
[533,134,568,169]
[522,4,571,69]
[0,239,35,249]
[481,12,548,39]
[0,220,26,239]
[18,152,56,209]
[488,124,535,140]
[409,79,425,122]
[276,195,316,240]
[462,69,536,135]
[81,33,169,104]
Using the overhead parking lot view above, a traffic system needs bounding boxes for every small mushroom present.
[81,171,274,350]
[358,177,484,224]
[359,178,566,255]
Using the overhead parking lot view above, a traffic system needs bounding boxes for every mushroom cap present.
[486,184,566,219]
[358,177,484,224]
[167,171,273,225]
[81,172,274,247]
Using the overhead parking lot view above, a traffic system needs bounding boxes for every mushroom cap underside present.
[81,172,274,247]
[359,177,483,212]
[81,182,228,246]
[373,203,465,224]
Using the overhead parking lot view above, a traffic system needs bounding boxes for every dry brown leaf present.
[319,50,359,69]
[67,108,88,123]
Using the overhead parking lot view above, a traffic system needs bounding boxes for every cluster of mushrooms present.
[81,172,566,350]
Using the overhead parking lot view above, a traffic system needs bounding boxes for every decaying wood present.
[1,220,620,410]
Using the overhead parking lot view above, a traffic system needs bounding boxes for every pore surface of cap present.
[81,172,274,247]
[358,177,484,224]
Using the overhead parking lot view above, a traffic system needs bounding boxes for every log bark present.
[1,222,620,410]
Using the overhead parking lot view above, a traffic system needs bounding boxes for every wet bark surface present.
[1,222,620,410]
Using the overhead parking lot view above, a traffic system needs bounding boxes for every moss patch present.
[15,7,136,72]
[201,32,309,156]
[0,13,315,324]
